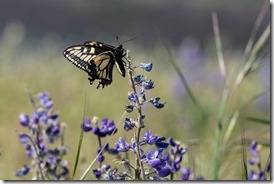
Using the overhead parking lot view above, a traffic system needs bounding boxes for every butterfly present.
[63,41,127,88]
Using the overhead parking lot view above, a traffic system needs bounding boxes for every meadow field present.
[0,0,270,180]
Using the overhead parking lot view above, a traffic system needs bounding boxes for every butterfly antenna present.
[116,36,121,45]
[121,37,137,45]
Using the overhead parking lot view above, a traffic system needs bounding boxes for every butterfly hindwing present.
[63,41,126,88]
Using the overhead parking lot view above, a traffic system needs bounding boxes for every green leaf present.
[245,117,270,125]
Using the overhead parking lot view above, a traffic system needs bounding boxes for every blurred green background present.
[0,0,270,180]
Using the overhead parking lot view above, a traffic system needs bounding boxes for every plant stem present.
[126,54,145,180]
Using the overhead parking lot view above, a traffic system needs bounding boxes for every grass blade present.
[212,12,226,79]
[245,117,270,125]
[72,128,84,179]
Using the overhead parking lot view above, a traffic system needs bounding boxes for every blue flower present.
[93,169,101,179]
[248,170,256,180]
[151,98,165,109]
[146,149,165,168]
[115,138,131,152]
[15,164,30,177]
[250,141,258,156]
[140,63,153,72]
[267,162,270,173]
[19,113,30,127]
[143,80,154,90]
[81,118,93,132]
[134,74,144,83]
[140,87,145,95]
[18,133,29,145]
[156,166,171,177]
[124,118,135,131]
[128,92,137,102]
[181,167,191,180]
[143,130,158,145]
[39,92,54,109]
[155,137,169,149]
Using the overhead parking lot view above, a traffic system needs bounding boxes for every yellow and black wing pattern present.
[63,41,126,88]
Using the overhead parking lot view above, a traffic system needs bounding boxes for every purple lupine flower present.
[93,169,101,179]
[248,170,257,180]
[98,153,105,163]
[39,92,54,109]
[134,74,144,83]
[115,138,131,152]
[46,156,57,169]
[32,111,40,124]
[258,172,266,180]
[128,92,137,102]
[151,97,165,109]
[19,113,30,127]
[140,63,153,72]
[143,80,154,90]
[155,137,169,149]
[250,141,258,156]
[143,130,158,145]
[248,158,256,165]
[267,162,270,173]
[100,119,117,136]
[18,133,29,145]
[156,166,171,177]
[92,126,101,136]
[147,149,166,168]
[15,164,30,177]
[181,167,191,180]
[124,118,135,131]
[81,118,93,132]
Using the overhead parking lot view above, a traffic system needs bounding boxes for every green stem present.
[211,87,229,180]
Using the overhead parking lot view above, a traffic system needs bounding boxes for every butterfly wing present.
[63,41,126,88]
[63,45,96,72]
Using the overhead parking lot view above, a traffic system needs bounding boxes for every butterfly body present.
[63,41,126,88]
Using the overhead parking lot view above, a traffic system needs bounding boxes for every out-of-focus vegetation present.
[0,0,270,180]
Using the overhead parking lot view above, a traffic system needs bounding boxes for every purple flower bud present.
[140,63,153,72]
[143,80,154,90]
[80,118,93,132]
[93,169,101,179]
[181,167,191,180]
[134,74,144,83]
[156,166,171,177]
[19,113,29,127]
[250,141,258,156]
[124,118,135,131]
[18,133,29,145]
[15,164,30,177]
[128,92,137,102]
[151,97,165,109]
[98,153,105,163]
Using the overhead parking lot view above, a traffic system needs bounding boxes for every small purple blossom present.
[155,137,169,149]
[181,167,191,180]
[19,113,30,127]
[134,74,144,83]
[128,92,137,102]
[250,141,258,156]
[156,166,171,177]
[81,118,93,132]
[93,169,101,179]
[18,133,29,145]
[39,92,54,109]
[124,118,135,131]
[150,98,165,109]
[115,138,131,152]
[142,80,154,90]
[15,164,30,177]
[143,130,158,145]
[140,63,153,72]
